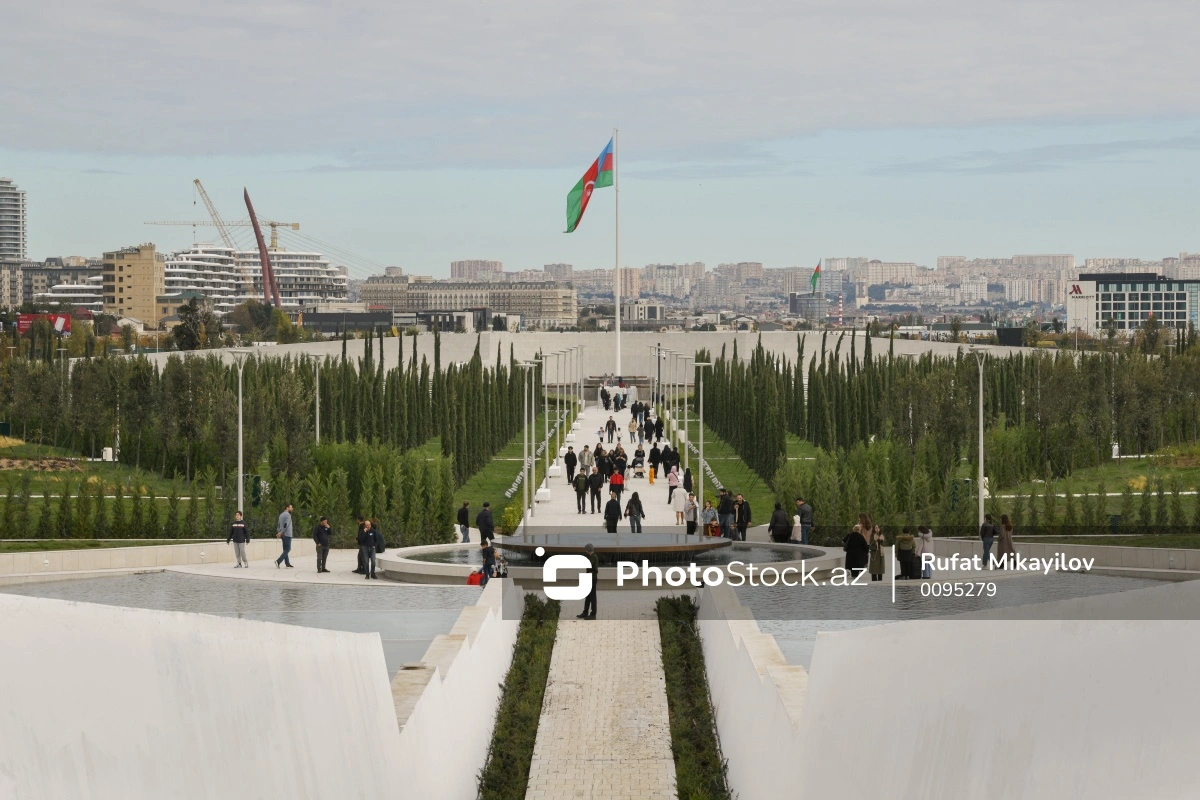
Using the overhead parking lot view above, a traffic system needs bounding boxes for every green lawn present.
[0,442,209,498]
[454,412,554,526]
[0,539,219,554]
[1001,456,1200,497]
[1013,534,1200,549]
[786,434,822,460]
[681,419,776,520]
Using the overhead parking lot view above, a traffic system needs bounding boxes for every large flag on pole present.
[810,261,821,293]
[565,138,615,233]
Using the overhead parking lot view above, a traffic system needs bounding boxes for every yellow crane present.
[145,179,300,250]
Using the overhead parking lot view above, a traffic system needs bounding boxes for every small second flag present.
[565,138,615,233]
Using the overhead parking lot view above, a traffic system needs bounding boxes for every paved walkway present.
[170,549,438,586]
[524,404,679,799]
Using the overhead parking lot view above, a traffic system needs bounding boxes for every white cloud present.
[4,0,1200,166]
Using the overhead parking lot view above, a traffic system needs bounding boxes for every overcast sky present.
[5,0,1200,276]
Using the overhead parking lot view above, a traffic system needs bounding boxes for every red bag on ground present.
[467,572,483,586]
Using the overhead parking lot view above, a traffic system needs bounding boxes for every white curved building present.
[164,245,245,315]
[236,249,347,309]
[35,274,104,314]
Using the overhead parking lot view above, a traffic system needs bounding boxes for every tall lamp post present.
[694,362,712,519]
[970,346,986,529]
[678,355,694,470]
[517,362,537,528]
[231,349,252,513]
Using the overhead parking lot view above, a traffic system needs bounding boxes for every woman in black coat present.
[768,502,793,543]
[843,524,871,577]
[682,468,693,494]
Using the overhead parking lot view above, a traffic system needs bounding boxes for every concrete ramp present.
[0,594,403,799]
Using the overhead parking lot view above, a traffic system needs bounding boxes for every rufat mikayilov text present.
[926,553,1096,574]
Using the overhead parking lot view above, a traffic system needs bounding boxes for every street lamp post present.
[314,356,321,444]
[971,347,986,529]
[517,362,537,528]
[231,350,252,514]
[679,355,694,470]
[695,362,712,521]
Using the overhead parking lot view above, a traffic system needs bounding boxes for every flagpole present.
[614,127,621,377]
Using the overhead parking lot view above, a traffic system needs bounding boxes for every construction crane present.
[192,179,236,250]
[145,179,300,250]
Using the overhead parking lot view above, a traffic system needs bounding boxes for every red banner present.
[17,314,72,335]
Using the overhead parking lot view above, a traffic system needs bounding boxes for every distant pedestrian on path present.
[733,494,752,542]
[358,519,381,579]
[479,537,497,588]
[227,510,249,568]
[588,467,604,513]
[654,416,664,441]
[979,513,998,568]
[795,497,813,545]
[769,502,792,543]
[701,500,718,536]
[564,447,578,483]
[579,445,595,475]
[606,416,617,443]
[457,502,471,543]
[625,491,645,533]
[995,516,1014,570]
[718,489,734,539]
[275,503,294,569]
[844,523,870,579]
[683,468,693,495]
[604,491,622,533]
[476,502,495,542]
[919,524,935,578]
[610,469,625,504]
[573,470,589,514]
[667,465,680,506]
[684,493,698,536]
[313,515,332,573]
[648,443,661,484]
[868,525,886,581]
[577,543,598,620]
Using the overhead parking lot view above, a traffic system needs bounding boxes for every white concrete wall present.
[393,580,521,800]
[697,584,807,800]
[700,580,1200,800]
[147,331,1026,378]
[0,594,403,800]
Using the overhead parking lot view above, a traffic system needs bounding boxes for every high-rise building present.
[544,263,573,281]
[103,244,166,324]
[450,260,503,281]
[617,267,639,299]
[0,178,27,260]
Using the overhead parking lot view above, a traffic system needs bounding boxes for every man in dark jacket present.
[717,489,735,540]
[457,502,471,543]
[795,497,813,545]
[476,502,495,542]
[605,416,617,443]
[654,417,664,441]
[603,491,622,533]
[588,467,604,513]
[354,515,367,574]
[648,443,661,483]
[577,543,599,620]
[768,503,792,543]
[227,510,250,568]
[980,513,998,568]
[733,494,752,542]
[573,471,589,514]
[564,446,578,483]
[313,515,332,573]
[357,520,381,580]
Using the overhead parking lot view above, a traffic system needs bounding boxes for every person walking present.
[895,526,917,579]
[717,489,735,540]
[577,543,599,620]
[274,503,294,569]
[654,416,664,442]
[357,519,380,580]
[476,502,495,543]
[604,491,622,533]
[672,474,686,525]
[795,497,813,545]
[700,500,718,536]
[579,445,595,476]
[648,442,661,484]
[682,467,693,496]
[227,510,249,568]
[479,537,496,588]
[573,470,589,514]
[564,447,578,483]
[667,465,680,506]
[610,468,625,504]
[353,515,368,574]
[979,513,998,569]
[995,516,1015,570]
[768,502,792,543]
[625,491,645,532]
[457,502,471,543]
[313,515,332,573]
[628,417,639,443]
[684,493,699,536]
[605,416,617,443]
[844,523,870,579]
[588,467,604,513]
[918,524,935,577]
[868,524,886,582]
[733,493,752,542]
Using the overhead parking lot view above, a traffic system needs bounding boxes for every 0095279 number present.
[920,581,997,598]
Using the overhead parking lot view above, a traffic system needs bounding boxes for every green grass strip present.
[656,596,733,800]
[477,594,560,800]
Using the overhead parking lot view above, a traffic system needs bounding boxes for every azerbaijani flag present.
[810,261,821,292]
[565,138,615,233]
